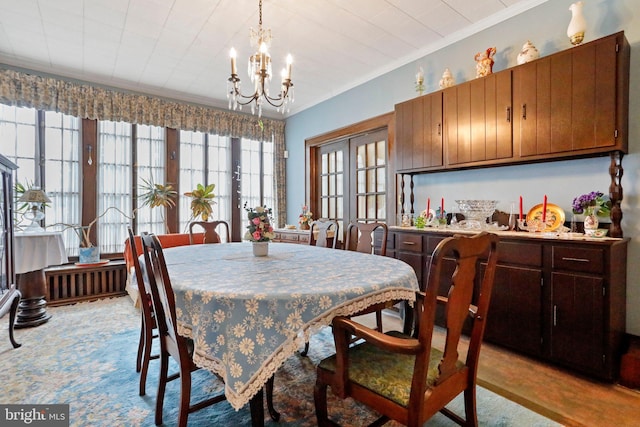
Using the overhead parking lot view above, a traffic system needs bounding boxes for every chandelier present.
[227,0,294,117]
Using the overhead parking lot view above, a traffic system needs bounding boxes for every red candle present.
[542,195,548,223]
[519,196,523,220]
[427,198,430,216]
[441,197,444,218]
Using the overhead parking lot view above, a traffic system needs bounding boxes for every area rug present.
[0,297,561,426]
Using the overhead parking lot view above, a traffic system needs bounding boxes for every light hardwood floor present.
[358,311,640,427]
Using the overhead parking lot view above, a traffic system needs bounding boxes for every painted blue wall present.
[284,0,640,334]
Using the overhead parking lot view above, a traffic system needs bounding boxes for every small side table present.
[14,231,68,328]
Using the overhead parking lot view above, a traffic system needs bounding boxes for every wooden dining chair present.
[345,221,388,331]
[315,232,500,427]
[188,220,230,244]
[309,219,339,249]
[127,228,159,396]
[140,232,278,426]
[345,221,388,256]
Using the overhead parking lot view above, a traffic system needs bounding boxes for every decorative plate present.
[526,203,565,231]
[75,259,110,267]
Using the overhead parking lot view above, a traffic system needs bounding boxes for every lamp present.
[227,0,294,117]
[18,187,51,232]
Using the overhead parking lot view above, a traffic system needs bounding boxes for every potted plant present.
[184,183,216,222]
[138,177,177,233]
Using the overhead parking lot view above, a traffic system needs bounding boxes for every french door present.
[315,128,387,243]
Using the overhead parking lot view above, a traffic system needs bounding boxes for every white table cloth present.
[145,242,419,410]
[14,231,68,274]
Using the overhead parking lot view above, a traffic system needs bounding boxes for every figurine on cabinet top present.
[439,68,455,89]
[474,47,496,78]
[516,40,540,65]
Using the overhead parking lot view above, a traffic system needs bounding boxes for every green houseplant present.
[138,178,177,233]
[184,183,216,222]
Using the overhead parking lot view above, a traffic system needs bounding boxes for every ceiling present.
[0,0,544,119]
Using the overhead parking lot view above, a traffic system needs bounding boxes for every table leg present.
[249,388,264,427]
[15,269,51,328]
[249,376,280,426]
[266,375,280,421]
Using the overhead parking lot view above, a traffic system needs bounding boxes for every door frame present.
[304,112,395,226]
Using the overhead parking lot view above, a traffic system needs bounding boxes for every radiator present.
[46,261,127,306]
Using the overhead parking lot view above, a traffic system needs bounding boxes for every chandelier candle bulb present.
[230,48,237,75]
[286,54,293,80]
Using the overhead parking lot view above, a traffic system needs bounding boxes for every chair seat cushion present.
[318,330,463,407]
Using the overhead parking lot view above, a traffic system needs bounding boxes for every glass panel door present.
[318,140,347,241]
[350,129,387,223]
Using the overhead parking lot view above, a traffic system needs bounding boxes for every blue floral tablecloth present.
[158,242,418,410]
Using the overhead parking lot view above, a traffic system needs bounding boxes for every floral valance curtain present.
[0,67,287,226]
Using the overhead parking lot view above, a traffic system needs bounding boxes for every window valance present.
[0,67,284,140]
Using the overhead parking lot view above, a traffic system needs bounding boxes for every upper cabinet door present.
[514,32,624,158]
[394,91,443,172]
[444,70,512,166]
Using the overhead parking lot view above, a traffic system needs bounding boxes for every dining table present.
[151,241,419,424]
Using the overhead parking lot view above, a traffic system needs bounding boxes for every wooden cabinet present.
[395,91,443,172]
[390,228,627,381]
[444,70,512,166]
[484,240,543,357]
[513,32,628,159]
[394,31,629,173]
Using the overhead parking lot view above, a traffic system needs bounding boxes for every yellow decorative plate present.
[526,203,565,231]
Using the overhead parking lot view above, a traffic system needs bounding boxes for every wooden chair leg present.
[177,366,191,427]
[136,315,145,373]
[265,375,280,421]
[314,378,336,427]
[155,353,169,426]
[139,322,154,396]
[375,310,383,332]
[9,293,21,349]
[464,386,478,427]
[300,341,310,356]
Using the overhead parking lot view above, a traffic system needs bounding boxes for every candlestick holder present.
[517,218,546,233]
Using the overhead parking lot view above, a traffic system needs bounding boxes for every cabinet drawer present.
[552,246,604,274]
[498,241,542,267]
[397,234,423,252]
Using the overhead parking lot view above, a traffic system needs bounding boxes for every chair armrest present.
[332,316,421,355]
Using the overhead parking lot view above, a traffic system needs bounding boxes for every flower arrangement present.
[299,205,313,228]
[572,191,611,217]
[244,203,275,242]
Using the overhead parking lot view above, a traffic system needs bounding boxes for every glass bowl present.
[455,200,499,223]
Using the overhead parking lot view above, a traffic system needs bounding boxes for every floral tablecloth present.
[156,242,418,410]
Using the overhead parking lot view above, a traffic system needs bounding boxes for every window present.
[43,112,81,254]
[135,124,166,234]
[240,137,276,219]
[0,105,81,254]
[1,103,277,257]
[97,121,132,254]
